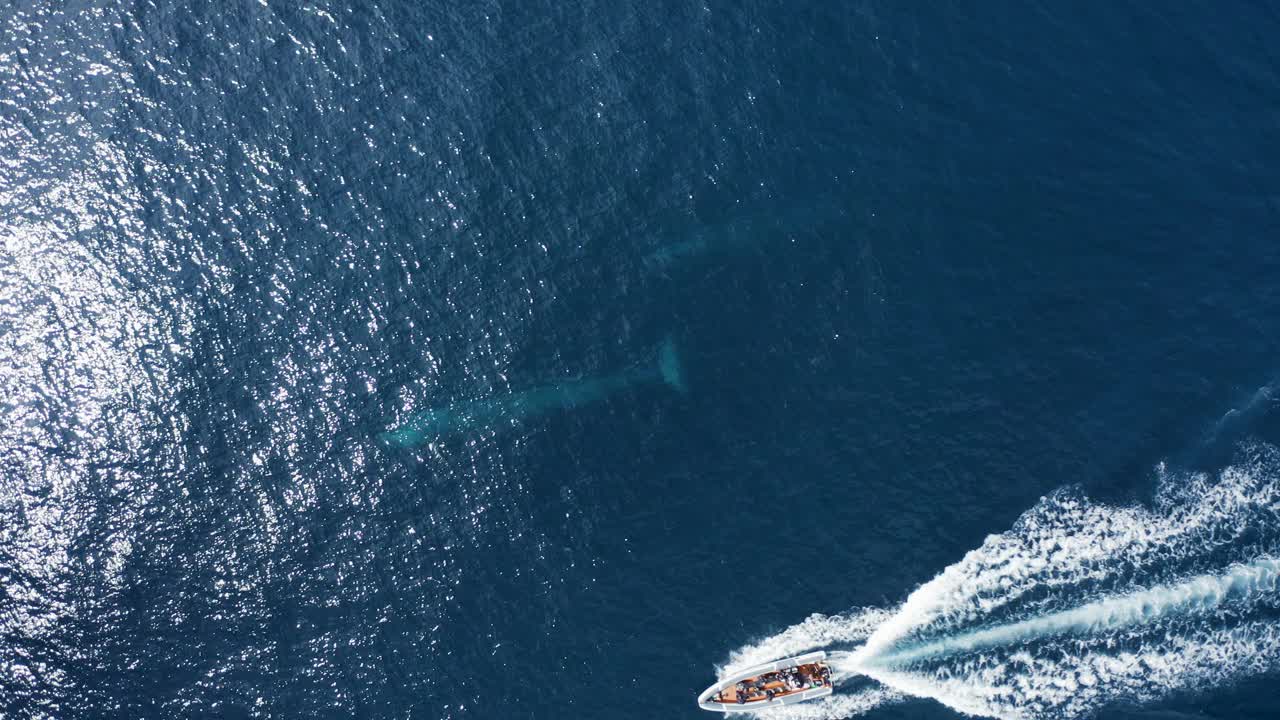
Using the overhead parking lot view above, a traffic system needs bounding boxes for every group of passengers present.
[781,664,831,690]
[725,664,831,704]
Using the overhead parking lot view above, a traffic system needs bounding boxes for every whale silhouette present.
[380,338,685,446]
[643,201,845,270]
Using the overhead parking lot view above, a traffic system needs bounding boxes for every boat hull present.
[697,651,833,712]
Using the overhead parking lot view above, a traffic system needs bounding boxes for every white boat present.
[697,651,833,712]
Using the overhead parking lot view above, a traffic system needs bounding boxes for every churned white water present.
[721,445,1280,719]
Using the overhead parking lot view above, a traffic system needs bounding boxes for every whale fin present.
[658,336,687,393]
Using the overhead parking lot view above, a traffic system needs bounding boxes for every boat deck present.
[710,662,831,706]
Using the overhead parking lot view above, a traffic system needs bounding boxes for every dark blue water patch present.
[4,0,1280,718]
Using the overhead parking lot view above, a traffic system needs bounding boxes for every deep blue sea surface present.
[3,2,1280,719]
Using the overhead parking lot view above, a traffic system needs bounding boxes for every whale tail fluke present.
[658,336,687,393]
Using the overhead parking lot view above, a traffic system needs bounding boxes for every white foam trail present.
[716,445,1280,719]
[718,609,894,678]
[859,556,1280,667]
[853,449,1280,664]
[741,687,905,720]
[851,622,1280,720]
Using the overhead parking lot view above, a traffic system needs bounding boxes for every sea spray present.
[848,620,1280,720]
[718,609,895,678]
[718,445,1280,719]
[743,687,906,720]
[858,556,1280,668]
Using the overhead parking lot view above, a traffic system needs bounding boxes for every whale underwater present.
[380,338,685,446]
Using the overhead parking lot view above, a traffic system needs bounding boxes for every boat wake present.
[717,444,1280,719]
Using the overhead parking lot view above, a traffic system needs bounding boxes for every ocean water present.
[2,2,1280,719]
